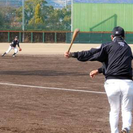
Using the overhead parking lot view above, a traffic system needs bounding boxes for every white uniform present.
[2,38,20,57]
[6,45,18,54]
[70,26,133,133]
[104,79,133,133]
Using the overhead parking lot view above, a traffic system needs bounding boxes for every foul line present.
[0,82,106,95]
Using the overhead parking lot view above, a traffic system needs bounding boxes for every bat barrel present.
[67,28,80,53]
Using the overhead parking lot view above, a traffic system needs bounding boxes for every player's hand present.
[19,48,22,51]
[90,70,99,78]
[64,52,71,58]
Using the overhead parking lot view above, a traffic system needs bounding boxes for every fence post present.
[89,32,91,43]
[65,32,67,43]
[55,32,57,43]
[43,32,45,43]
[19,32,21,43]
[31,32,33,43]
[8,32,10,42]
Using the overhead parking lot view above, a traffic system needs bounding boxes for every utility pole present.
[22,0,25,42]
[71,0,73,32]
[65,0,67,8]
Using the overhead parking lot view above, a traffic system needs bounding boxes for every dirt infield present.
[1,43,133,55]
[0,43,101,55]
[0,43,133,133]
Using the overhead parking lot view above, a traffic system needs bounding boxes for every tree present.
[45,5,71,31]
[16,0,47,30]
[29,3,43,25]
[0,12,4,28]
[15,0,71,31]
[0,6,20,30]
[44,5,71,31]
[61,5,71,30]
[35,4,43,24]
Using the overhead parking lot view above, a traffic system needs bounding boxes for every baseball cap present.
[112,26,125,37]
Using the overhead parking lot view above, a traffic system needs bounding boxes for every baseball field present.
[0,43,133,133]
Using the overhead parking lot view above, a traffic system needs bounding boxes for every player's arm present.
[90,66,105,78]
[17,41,20,48]
[65,46,102,62]
[17,41,22,51]
[65,43,108,62]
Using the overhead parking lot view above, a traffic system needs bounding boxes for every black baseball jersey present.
[10,40,20,47]
[72,37,132,80]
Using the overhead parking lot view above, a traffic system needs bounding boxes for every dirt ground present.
[0,43,133,133]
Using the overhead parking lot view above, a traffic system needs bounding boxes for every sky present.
[0,0,71,8]
[46,0,71,8]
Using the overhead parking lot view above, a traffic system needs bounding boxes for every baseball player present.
[2,36,22,57]
[64,26,133,133]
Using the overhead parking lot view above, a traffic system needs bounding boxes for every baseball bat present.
[67,28,80,53]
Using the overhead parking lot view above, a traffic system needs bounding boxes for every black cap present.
[112,26,125,37]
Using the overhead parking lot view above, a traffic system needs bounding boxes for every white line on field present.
[0,82,106,94]
[77,86,89,88]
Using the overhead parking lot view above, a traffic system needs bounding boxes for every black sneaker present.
[121,128,129,133]
[2,53,6,57]
[12,55,16,57]
[12,53,16,57]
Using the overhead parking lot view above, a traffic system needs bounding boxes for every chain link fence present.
[0,0,71,31]
[1,0,133,43]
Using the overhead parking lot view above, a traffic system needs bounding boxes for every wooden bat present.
[67,28,80,53]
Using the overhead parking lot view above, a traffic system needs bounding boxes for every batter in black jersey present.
[64,26,133,133]
[2,36,21,57]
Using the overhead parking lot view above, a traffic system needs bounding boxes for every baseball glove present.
[19,48,22,51]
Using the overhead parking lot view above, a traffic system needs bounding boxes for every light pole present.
[65,0,67,8]
[71,0,73,32]
[22,0,25,42]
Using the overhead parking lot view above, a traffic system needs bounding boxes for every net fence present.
[1,0,133,43]
[0,0,71,31]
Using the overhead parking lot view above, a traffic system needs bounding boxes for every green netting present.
[44,33,55,43]
[33,33,43,43]
[0,32,8,42]
[102,33,112,43]
[23,32,31,43]
[10,32,20,42]
[0,31,133,44]
[57,33,66,43]
[125,34,133,44]
[66,32,133,44]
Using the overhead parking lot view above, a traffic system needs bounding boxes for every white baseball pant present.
[104,79,133,133]
[6,46,18,54]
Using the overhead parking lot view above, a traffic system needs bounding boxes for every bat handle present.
[67,28,80,53]
[67,47,71,53]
